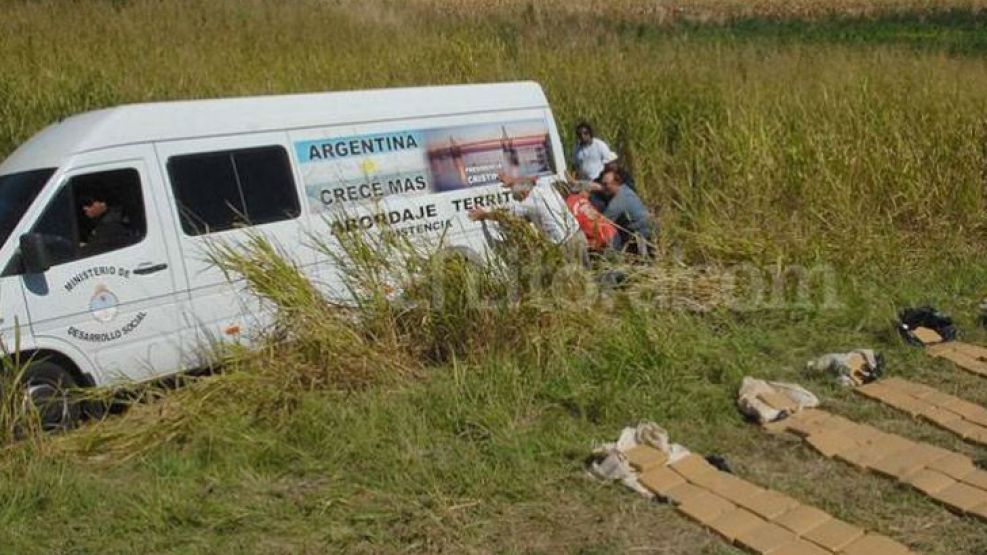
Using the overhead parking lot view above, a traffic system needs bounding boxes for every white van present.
[0,81,569,426]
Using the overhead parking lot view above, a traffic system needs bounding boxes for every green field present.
[1,1,987,553]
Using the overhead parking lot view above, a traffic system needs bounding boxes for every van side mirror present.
[20,233,52,274]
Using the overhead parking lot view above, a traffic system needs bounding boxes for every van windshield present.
[0,168,55,250]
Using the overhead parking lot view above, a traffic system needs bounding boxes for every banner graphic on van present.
[423,120,554,192]
[293,119,555,213]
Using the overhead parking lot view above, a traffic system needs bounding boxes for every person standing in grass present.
[572,122,615,182]
[599,168,654,257]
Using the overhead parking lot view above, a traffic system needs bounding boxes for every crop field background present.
[1,0,987,553]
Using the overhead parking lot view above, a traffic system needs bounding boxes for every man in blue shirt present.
[599,169,654,257]
[589,151,637,212]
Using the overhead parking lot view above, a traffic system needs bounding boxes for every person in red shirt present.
[565,180,617,253]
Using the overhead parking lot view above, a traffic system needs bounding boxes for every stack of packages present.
[741,377,987,524]
[589,419,916,554]
[855,378,987,445]
[765,406,987,523]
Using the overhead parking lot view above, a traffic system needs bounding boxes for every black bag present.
[897,306,957,346]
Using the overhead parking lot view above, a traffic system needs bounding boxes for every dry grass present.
[407,0,987,23]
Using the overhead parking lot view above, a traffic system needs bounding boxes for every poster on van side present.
[293,119,555,213]
[424,120,554,192]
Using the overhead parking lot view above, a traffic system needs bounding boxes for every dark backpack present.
[897,306,957,346]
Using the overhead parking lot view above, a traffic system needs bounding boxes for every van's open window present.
[0,168,55,251]
[30,168,146,268]
[166,146,300,236]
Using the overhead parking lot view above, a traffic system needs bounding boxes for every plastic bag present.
[737,377,820,424]
[806,349,884,387]
[588,421,690,497]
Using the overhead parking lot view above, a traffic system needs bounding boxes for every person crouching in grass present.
[469,173,588,266]
[564,180,617,255]
[597,168,655,259]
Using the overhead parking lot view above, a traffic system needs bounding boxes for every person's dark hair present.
[575,121,593,137]
[79,192,110,207]
[601,168,626,185]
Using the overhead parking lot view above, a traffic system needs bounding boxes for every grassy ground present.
[1,1,987,553]
[6,261,987,554]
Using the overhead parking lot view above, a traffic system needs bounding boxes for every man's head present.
[80,195,108,220]
[511,182,533,201]
[575,122,593,146]
[601,169,624,196]
[568,179,594,199]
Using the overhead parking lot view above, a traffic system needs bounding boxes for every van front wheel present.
[22,362,81,432]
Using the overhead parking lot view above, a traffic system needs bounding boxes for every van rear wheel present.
[22,362,81,432]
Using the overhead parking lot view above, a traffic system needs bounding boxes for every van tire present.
[22,362,81,432]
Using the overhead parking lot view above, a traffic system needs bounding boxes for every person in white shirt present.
[468,174,587,264]
[572,122,615,181]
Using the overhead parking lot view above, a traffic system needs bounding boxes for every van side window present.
[31,168,146,267]
[166,146,300,236]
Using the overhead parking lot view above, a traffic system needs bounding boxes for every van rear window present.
[166,146,300,236]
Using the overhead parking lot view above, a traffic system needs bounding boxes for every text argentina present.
[307,133,419,161]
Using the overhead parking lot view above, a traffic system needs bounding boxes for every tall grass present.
[308,215,582,363]
[405,0,987,22]
[51,208,741,459]
[0,327,45,448]
[2,0,984,459]
[1,0,985,269]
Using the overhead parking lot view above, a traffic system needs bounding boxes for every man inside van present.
[79,193,134,256]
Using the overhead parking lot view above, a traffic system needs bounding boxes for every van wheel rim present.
[25,382,70,428]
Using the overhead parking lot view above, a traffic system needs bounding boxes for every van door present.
[0,168,55,359]
[155,135,306,351]
[20,147,186,384]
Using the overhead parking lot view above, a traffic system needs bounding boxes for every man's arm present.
[602,194,626,222]
[468,208,493,222]
[469,201,528,223]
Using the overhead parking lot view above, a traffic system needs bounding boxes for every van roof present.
[0,81,550,175]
